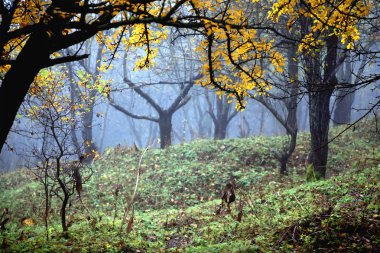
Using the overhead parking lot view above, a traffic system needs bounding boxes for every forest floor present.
[0,120,380,252]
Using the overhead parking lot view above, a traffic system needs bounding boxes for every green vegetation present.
[1,121,379,252]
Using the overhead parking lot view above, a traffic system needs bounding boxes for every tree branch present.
[109,98,158,122]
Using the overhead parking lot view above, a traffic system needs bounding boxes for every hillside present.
[0,121,380,252]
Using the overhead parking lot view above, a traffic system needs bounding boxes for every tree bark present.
[206,93,237,140]
[67,63,82,157]
[81,102,97,162]
[307,34,338,178]
[0,32,51,152]
[158,112,173,148]
[214,117,228,140]
[309,89,333,178]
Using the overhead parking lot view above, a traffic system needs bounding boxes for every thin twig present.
[119,147,148,236]
[291,193,306,212]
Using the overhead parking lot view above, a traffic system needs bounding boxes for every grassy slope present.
[0,121,379,252]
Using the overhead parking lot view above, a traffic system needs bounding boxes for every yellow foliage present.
[269,0,371,52]
[21,218,35,226]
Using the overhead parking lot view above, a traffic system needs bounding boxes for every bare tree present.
[23,68,92,238]
[109,37,200,148]
[205,91,239,140]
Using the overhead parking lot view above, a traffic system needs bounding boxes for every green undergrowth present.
[0,120,379,252]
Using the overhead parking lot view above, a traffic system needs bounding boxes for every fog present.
[1,36,379,172]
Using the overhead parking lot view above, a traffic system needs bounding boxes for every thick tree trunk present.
[158,112,173,149]
[214,118,228,140]
[0,32,51,152]
[307,34,338,178]
[309,90,333,178]
[212,96,235,140]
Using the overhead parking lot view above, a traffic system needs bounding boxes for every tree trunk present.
[333,44,371,126]
[60,189,69,238]
[212,96,235,140]
[99,103,110,152]
[259,109,266,135]
[279,43,299,174]
[43,169,50,240]
[67,63,82,157]
[238,115,250,138]
[82,101,97,162]
[307,34,338,178]
[214,117,228,140]
[0,32,51,151]
[333,55,358,126]
[333,60,354,125]
[309,90,333,178]
[56,159,69,238]
[333,89,354,125]
[158,112,173,149]
[279,131,297,174]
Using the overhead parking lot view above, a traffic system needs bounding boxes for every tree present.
[0,0,283,151]
[65,38,109,162]
[248,16,300,174]
[333,40,375,125]
[269,0,372,178]
[109,50,196,149]
[253,42,299,174]
[181,89,213,140]
[205,90,238,140]
[238,114,250,138]
[2,0,376,178]
[24,68,92,237]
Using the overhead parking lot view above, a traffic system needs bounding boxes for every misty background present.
[1,33,379,172]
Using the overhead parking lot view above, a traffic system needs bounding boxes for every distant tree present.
[333,41,375,126]
[205,91,238,140]
[182,89,213,140]
[238,115,250,138]
[109,51,196,149]
[65,38,109,162]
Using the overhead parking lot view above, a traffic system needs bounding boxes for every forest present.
[0,0,379,252]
